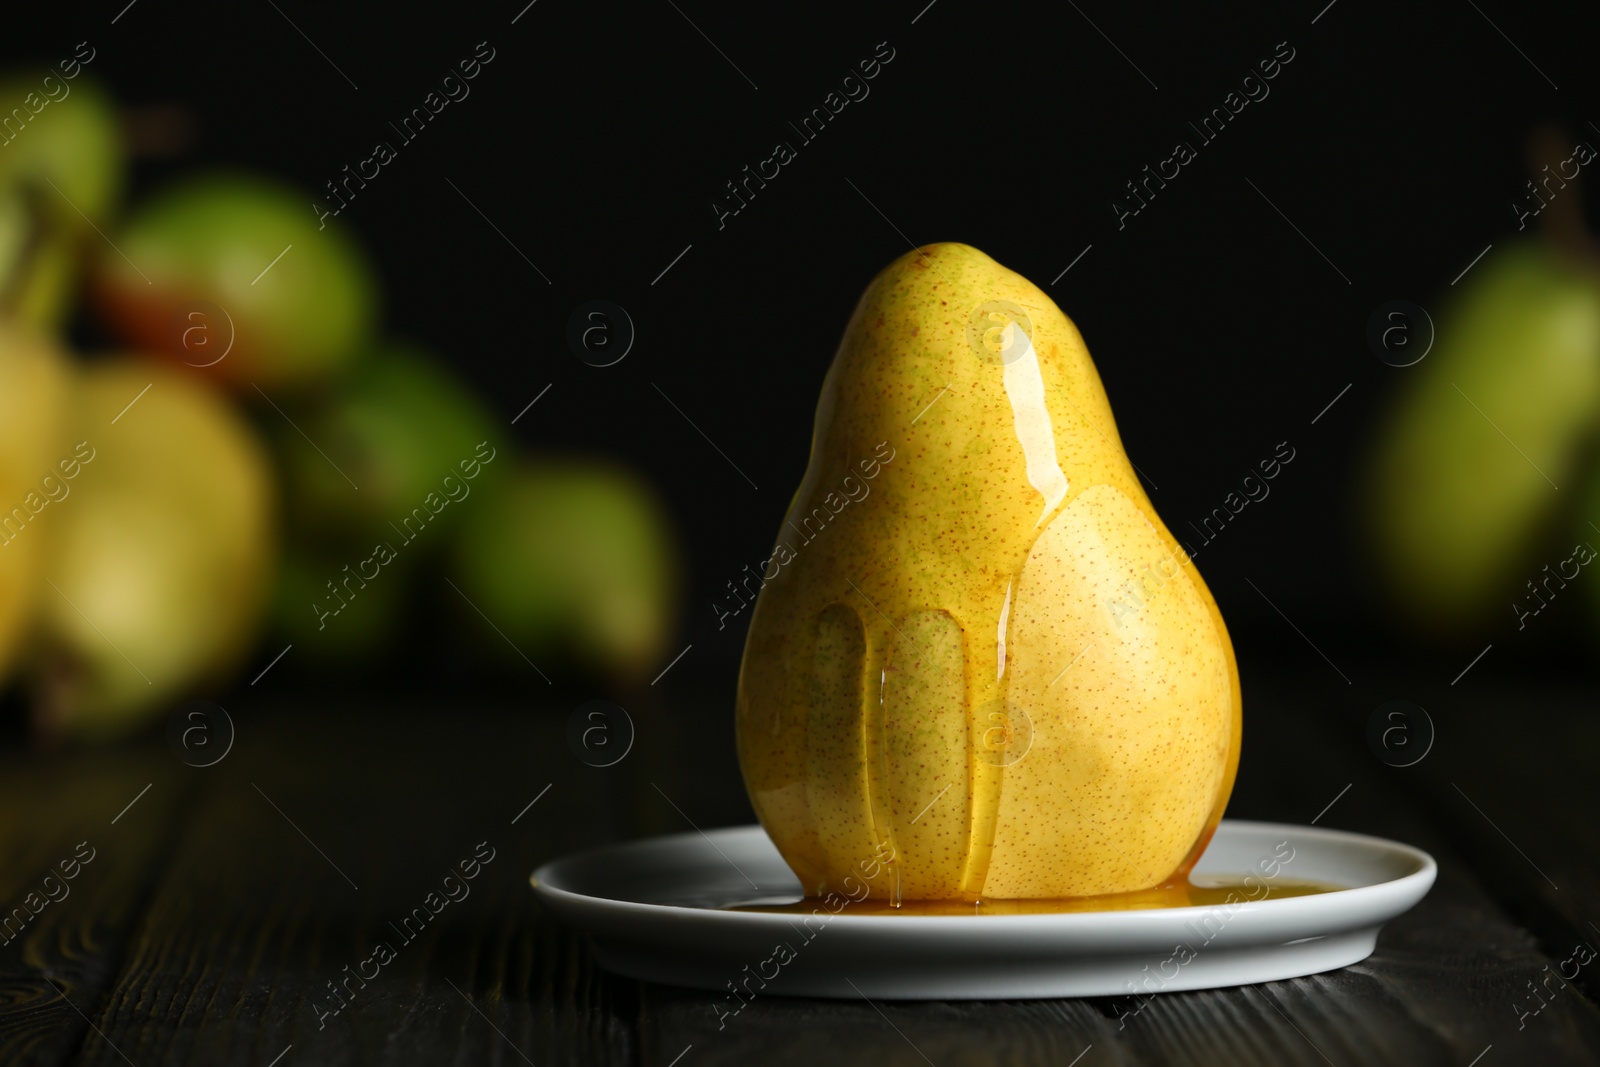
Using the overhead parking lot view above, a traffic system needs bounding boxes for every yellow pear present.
[736,244,1240,900]
[0,323,71,687]
[35,361,275,739]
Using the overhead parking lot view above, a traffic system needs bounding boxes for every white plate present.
[531,819,1435,999]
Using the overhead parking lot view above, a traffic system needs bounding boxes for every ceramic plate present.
[531,819,1435,999]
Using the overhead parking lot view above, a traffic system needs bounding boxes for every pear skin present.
[736,243,1240,900]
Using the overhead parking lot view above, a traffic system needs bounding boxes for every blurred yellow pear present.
[0,323,71,687]
[36,361,275,739]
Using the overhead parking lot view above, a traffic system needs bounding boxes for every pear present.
[0,75,121,221]
[450,460,679,681]
[269,347,499,661]
[0,76,123,329]
[34,361,275,739]
[271,545,409,661]
[277,345,496,542]
[736,243,1240,900]
[93,173,376,390]
[0,323,71,688]
[1367,241,1600,633]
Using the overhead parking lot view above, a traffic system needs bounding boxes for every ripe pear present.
[277,345,496,542]
[0,76,123,329]
[270,347,498,661]
[34,361,275,739]
[1367,241,1600,632]
[271,546,407,660]
[94,173,376,390]
[450,460,678,681]
[0,323,71,688]
[0,75,121,220]
[736,243,1240,901]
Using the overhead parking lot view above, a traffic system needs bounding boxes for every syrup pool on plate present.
[729,876,1344,916]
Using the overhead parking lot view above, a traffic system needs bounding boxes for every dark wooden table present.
[2,665,1598,1066]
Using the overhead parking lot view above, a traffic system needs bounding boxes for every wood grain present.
[0,747,190,1067]
[59,704,638,1067]
[635,675,1600,1066]
[0,680,1593,1065]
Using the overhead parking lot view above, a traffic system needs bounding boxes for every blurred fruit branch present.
[0,73,680,744]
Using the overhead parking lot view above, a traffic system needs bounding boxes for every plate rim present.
[531,818,1437,927]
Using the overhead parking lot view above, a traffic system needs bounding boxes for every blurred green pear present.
[271,546,407,660]
[1368,240,1600,632]
[94,173,376,390]
[268,346,499,661]
[0,76,123,329]
[35,361,276,739]
[0,322,71,688]
[451,460,678,681]
[278,344,498,541]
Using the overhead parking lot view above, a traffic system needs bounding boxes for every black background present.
[4,0,1594,712]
